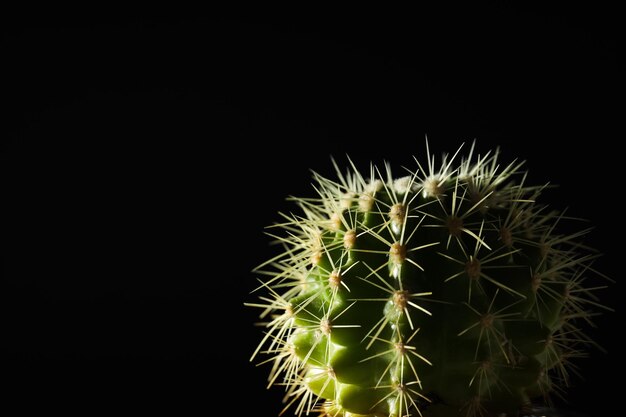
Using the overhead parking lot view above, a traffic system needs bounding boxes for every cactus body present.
[248,143,611,417]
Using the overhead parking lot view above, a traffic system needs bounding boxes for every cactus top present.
[248,142,612,417]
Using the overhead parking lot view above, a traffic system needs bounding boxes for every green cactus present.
[247,142,612,417]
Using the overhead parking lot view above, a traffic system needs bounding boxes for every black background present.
[4,5,623,416]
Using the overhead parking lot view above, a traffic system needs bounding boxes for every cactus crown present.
[247,141,612,417]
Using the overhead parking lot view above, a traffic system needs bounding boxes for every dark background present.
[3,5,623,416]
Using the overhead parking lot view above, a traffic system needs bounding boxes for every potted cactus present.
[247,142,612,417]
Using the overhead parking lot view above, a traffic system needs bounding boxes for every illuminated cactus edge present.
[247,142,613,417]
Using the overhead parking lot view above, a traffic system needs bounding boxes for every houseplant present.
[247,141,612,417]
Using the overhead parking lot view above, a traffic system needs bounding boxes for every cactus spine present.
[248,142,612,417]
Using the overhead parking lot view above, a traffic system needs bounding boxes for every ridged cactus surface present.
[248,143,611,417]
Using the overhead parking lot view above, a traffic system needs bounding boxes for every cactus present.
[247,141,612,417]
